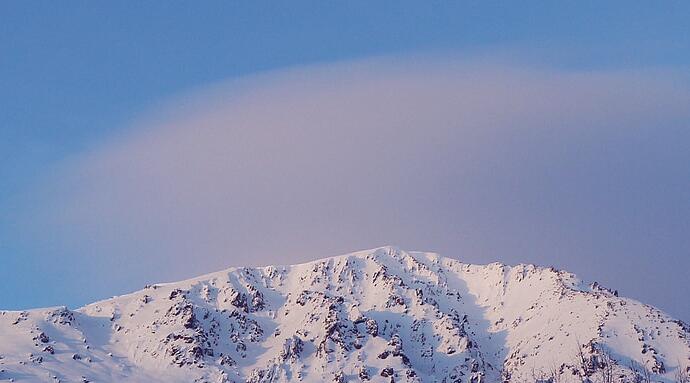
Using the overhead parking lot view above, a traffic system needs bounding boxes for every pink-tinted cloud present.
[24,57,690,319]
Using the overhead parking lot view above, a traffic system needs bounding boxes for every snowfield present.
[1,246,688,382]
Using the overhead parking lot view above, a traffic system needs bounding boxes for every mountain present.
[1,246,688,383]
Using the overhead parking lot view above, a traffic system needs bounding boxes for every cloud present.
[20,56,690,319]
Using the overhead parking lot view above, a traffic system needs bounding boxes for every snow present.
[0,246,688,382]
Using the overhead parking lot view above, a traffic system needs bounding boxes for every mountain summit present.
[1,246,688,382]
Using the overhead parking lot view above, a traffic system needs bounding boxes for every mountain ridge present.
[1,246,688,382]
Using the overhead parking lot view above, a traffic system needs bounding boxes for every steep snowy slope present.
[1,247,688,382]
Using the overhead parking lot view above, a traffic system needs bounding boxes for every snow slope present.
[1,246,688,382]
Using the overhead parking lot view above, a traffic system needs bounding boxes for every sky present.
[1,2,689,321]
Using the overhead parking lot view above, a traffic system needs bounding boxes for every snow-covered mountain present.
[1,246,689,383]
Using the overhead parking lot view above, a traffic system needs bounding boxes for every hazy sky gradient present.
[1,3,689,321]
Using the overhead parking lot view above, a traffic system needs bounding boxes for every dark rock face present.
[365,318,379,337]
[359,366,370,381]
[279,336,303,362]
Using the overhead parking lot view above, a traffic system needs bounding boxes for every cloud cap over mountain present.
[16,56,690,320]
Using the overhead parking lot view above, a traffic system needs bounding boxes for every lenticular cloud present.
[24,56,690,320]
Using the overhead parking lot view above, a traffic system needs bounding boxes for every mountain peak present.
[1,247,688,382]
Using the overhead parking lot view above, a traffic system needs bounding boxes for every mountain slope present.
[1,246,688,382]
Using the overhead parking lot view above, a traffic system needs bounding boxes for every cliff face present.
[1,246,689,382]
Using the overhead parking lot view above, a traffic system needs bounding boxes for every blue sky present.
[2,2,689,190]
[1,2,689,320]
